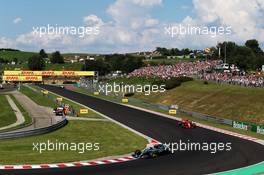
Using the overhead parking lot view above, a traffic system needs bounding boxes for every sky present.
[0,0,264,53]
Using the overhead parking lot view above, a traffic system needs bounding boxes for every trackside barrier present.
[128,97,233,125]
[24,84,78,117]
[0,118,67,140]
[232,121,264,135]
[80,84,264,135]
[130,98,264,135]
[180,109,233,126]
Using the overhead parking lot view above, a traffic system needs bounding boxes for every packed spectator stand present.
[128,60,264,88]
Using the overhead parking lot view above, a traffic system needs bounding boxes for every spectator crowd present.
[199,72,264,87]
[128,60,264,88]
[129,60,220,78]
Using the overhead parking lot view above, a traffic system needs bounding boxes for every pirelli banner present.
[4,71,95,76]
[3,76,43,82]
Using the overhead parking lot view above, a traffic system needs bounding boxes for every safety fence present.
[80,84,264,135]
[0,117,67,139]
[24,84,79,117]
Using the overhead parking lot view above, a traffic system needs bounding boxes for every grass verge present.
[0,95,17,128]
[31,84,102,119]
[0,95,32,132]
[20,86,56,108]
[0,120,147,164]
[71,86,264,140]
[9,94,32,126]
[133,80,264,125]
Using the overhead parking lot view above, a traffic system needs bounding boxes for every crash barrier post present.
[0,118,67,139]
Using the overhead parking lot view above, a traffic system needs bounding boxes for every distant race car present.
[132,144,171,159]
[178,118,196,129]
[53,107,65,116]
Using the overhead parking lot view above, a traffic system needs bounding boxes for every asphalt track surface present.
[2,85,264,175]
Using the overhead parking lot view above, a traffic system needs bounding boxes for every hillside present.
[0,51,36,62]
[133,80,264,124]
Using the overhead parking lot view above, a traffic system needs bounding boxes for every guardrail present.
[80,84,264,135]
[0,118,67,140]
[24,84,79,117]
[128,97,233,125]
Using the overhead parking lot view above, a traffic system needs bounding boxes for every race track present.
[2,84,264,175]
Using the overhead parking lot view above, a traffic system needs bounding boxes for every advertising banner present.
[233,120,264,135]
[251,124,264,135]
[169,109,177,115]
[80,109,89,114]
[56,97,63,101]
[41,90,49,94]
[232,121,249,131]
[122,98,129,103]
[3,76,43,81]
[4,71,95,76]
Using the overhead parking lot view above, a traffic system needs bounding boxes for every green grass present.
[0,120,147,164]
[0,94,32,132]
[175,111,264,140]
[0,95,17,128]
[0,63,28,71]
[20,86,56,108]
[71,86,264,140]
[133,80,264,125]
[0,51,36,62]
[126,101,264,140]
[0,62,83,71]
[26,84,102,119]
[44,62,83,71]
[10,95,32,126]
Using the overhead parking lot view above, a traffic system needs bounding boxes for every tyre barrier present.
[0,118,67,140]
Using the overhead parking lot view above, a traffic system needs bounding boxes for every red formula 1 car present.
[178,118,196,128]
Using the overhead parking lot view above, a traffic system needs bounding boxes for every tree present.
[50,51,64,64]
[28,54,45,70]
[245,40,264,69]
[211,41,263,70]
[39,49,48,59]
[104,54,143,73]
[123,56,144,73]
[182,48,191,55]
[218,41,238,60]
[82,60,110,75]
[105,54,125,71]
[12,57,18,64]
[232,46,256,70]
[245,39,263,55]
[155,47,170,56]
